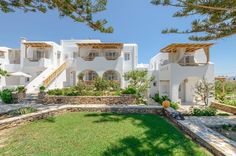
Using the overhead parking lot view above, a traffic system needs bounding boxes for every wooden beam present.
[204,47,210,63]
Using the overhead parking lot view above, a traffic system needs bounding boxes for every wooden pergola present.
[77,43,123,49]
[160,43,214,63]
[215,77,227,95]
[24,42,52,58]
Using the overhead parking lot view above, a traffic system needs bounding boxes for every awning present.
[160,43,213,53]
[10,72,32,78]
[77,43,123,49]
[24,42,52,48]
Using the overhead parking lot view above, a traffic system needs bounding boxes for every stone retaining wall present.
[12,92,26,103]
[0,105,163,130]
[211,101,236,115]
[42,95,136,105]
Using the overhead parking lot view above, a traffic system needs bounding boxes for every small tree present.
[124,70,154,103]
[195,78,214,106]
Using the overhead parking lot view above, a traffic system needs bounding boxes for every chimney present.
[20,37,27,43]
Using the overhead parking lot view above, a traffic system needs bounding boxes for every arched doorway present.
[81,70,98,82]
[103,70,121,82]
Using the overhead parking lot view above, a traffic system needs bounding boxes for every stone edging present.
[41,95,137,105]
[0,105,163,130]
[211,101,236,115]
[164,108,236,156]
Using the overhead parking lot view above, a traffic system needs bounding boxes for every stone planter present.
[211,101,236,115]
[12,92,26,103]
[42,94,137,105]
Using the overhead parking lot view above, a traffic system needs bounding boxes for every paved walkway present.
[0,103,65,114]
[179,116,236,156]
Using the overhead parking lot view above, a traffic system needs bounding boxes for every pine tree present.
[151,0,236,41]
[0,0,113,33]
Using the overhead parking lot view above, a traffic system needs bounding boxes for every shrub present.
[16,86,26,93]
[9,107,37,116]
[170,102,179,110]
[122,87,137,95]
[153,93,171,104]
[153,93,161,103]
[93,77,110,91]
[62,87,80,96]
[47,89,63,96]
[192,107,217,116]
[0,89,13,104]
[39,86,46,92]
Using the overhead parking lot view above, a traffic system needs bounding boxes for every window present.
[124,53,130,61]
[0,52,4,58]
[106,52,116,57]
[153,82,157,87]
[89,52,99,57]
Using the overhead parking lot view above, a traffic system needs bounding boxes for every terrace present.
[77,43,123,61]
[23,42,52,67]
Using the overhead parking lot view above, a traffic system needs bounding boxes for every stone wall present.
[0,105,163,130]
[42,95,136,105]
[211,101,236,115]
[12,92,26,103]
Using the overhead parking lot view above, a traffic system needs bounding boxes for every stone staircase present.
[23,93,39,104]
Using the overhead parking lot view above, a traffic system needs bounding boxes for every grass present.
[222,99,236,107]
[0,112,211,156]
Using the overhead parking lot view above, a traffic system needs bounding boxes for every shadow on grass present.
[84,113,209,156]
[41,116,56,123]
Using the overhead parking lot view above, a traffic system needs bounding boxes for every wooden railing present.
[43,62,67,87]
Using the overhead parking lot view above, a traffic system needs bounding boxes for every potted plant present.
[38,85,46,99]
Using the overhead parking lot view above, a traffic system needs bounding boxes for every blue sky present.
[0,0,235,76]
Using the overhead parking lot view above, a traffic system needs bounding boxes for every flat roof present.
[160,43,213,53]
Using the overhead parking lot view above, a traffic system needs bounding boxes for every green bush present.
[47,89,63,96]
[153,93,171,104]
[93,77,110,91]
[62,88,80,96]
[9,107,37,116]
[0,89,13,104]
[192,107,217,116]
[170,102,179,110]
[39,86,46,92]
[153,93,161,103]
[122,87,137,94]
[16,86,26,93]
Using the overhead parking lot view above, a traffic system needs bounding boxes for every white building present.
[0,39,138,93]
[149,43,214,104]
[0,40,215,105]
[0,47,21,89]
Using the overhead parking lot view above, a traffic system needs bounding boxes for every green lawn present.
[0,112,211,156]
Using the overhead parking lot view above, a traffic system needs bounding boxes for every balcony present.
[79,51,121,61]
[159,63,214,82]
[24,58,51,68]
[3,64,21,72]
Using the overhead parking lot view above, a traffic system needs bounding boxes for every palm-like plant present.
[0,68,8,77]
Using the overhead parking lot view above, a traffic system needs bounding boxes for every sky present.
[0,0,235,76]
